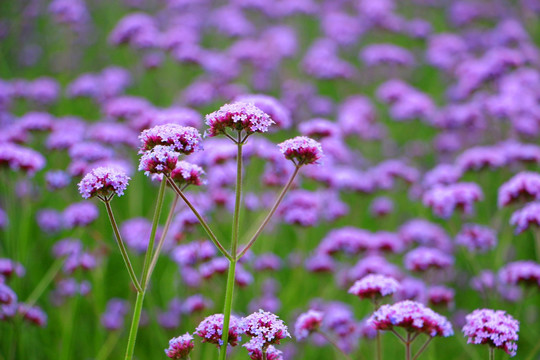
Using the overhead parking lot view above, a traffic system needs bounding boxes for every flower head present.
[368,300,453,337]
[244,343,283,360]
[456,224,497,253]
[498,172,540,208]
[78,167,130,200]
[138,145,179,176]
[278,136,323,166]
[195,313,242,347]
[240,310,290,350]
[510,202,540,234]
[498,260,540,288]
[170,161,206,187]
[294,310,323,340]
[462,309,519,357]
[205,102,274,137]
[139,124,202,155]
[165,333,194,359]
[348,274,401,300]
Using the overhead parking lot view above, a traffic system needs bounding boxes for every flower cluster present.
[205,102,274,137]
[462,309,519,357]
[348,274,401,300]
[278,136,323,166]
[294,310,323,340]
[78,166,130,200]
[368,300,454,337]
[194,313,242,347]
[165,333,194,359]
[240,310,291,350]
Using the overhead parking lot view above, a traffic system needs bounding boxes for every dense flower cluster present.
[294,310,323,340]
[205,102,274,137]
[348,274,401,300]
[240,310,291,350]
[78,167,130,199]
[164,333,194,359]
[278,136,323,166]
[195,313,242,347]
[462,309,519,356]
[368,300,454,337]
[139,124,202,154]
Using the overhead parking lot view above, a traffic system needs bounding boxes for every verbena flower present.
[18,304,47,327]
[423,182,483,218]
[195,313,242,347]
[510,202,540,234]
[164,333,194,360]
[368,300,453,337]
[170,161,206,187]
[278,136,323,166]
[205,102,274,137]
[63,202,99,228]
[456,224,497,253]
[241,309,290,350]
[138,145,180,176]
[498,172,540,208]
[498,261,540,287]
[0,142,46,175]
[78,167,130,200]
[348,274,401,300]
[138,124,202,154]
[462,309,519,357]
[244,344,283,360]
[404,247,454,272]
[294,310,323,340]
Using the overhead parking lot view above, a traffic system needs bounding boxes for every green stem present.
[237,165,301,259]
[534,229,540,262]
[96,331,121,360]
[489,347,495,360]
[140,179,167,289]
[146,194,179,283]
[406,333,412,360]
[25,257,64,307]
[103,200,142,293]
[166,176,232,261]
[124,291,145,360]
[219,137,244,360]
[412,337,432,360]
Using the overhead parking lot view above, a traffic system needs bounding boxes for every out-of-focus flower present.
[510,202,540,234]
[404,247,454,272]
[498,261,540,288]
[456,224,497,253]
[498,172,540,208]
[0,143,45,175]
[294,310,323,340]
[63,201,99,228]
[423,182,483,218]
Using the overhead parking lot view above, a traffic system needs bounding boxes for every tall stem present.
[219,138,243,360]
[374,300,382,360]
[489,347,495,360]
[124,291,145,360]
[534,230,540,262]
[262,349,268,360]
[140,179,167,289]
[103,200,142,293]
[166,176,232,261]
[237,165,300,259]
[146,194,179,283]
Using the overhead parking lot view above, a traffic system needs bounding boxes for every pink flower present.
[205,102,274,137]
[78,167,130,200]
[278,136,323,166]
[348,274,401,300]
[294,310,323,340]
[164,333,194,359]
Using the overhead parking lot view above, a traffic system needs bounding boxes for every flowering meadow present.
[2,0,540,359]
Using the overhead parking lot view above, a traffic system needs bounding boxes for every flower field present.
[1,0,540,359]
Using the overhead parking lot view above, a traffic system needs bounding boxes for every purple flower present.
[36,209,62,233]
[18,304,47,327]
[138,146,180,176]
[138,124,202,155]
[423,182,483,218]
[195,313,242,347]
[423,164,462,188]
[244,344,283,360]
[360,44,415,67]
[101,298,129,331]
[205,102,274,137]
[164,333,194,359]
[0,283,17,306]
[394,277,427,303]
[456,224,497,253]
[498,261,540,288]
[170,161,205,187]
[348,274,401,300]
[45,170,71,191]
[0,142,45,175]
[235,94,291,130]
[294,310,323,341]
[63,201,99,228]
[78,167,130,200]
[462,309,519,357]
[241,310,290,350]
[456,146,506,172]
[299,118,340,139]
[370,196,394,217]
[399,219,452,251]
[404,247,454,272]
[348,255,402,283]
[427,286,455,308]
[278,136,323,166]
[368,300,453,337]
[498,172,540,208]
[510,202,540,234]
[279,189,320,227]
